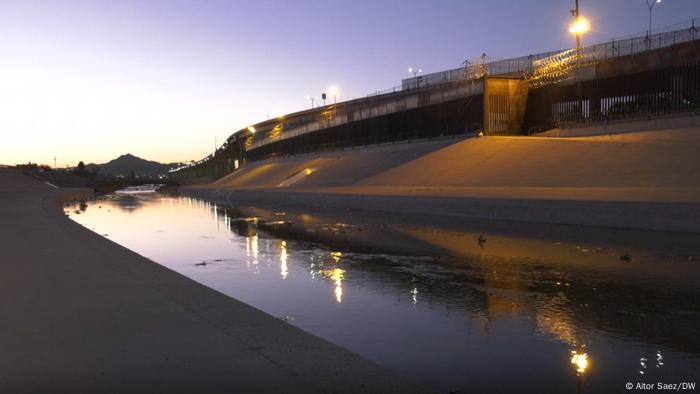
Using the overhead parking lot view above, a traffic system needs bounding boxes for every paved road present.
[0,170,430,393]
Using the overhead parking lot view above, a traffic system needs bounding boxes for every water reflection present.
[280,241,288,279]
[318,267,345,303]
[64,193,700,393]
[246,235,259,265]
[570,350,589,375]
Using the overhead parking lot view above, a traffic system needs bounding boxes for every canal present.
[64,192,700,393]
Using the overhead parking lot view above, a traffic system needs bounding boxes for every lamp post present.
[568,0,590,58]
[568,0,590,122]
[328,86,339,104]
[645,0,662,41]
[306,95,317,109]
[408,67,422,88]
[572,0,580,55]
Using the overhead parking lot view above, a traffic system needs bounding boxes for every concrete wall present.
[483,77,530,135]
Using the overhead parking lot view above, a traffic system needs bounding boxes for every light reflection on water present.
[65,193,700,393]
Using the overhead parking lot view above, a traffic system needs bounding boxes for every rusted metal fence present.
[523,60,700,132]
[246,95,483,162]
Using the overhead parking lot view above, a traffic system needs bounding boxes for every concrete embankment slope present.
[187,128,700,232]
[0,170,429,393]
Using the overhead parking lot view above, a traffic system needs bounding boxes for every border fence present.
[171,19,700,180]
[402,19,699,89]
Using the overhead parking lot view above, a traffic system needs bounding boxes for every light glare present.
[569,17,591,35]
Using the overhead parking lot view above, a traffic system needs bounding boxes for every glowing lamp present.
[569,17,590,35]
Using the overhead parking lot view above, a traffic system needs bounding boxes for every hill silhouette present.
[87,154,179,177]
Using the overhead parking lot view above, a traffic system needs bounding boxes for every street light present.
[569,0,590,57]
[328,86,340,104]
[645,0,662,39]
[306,95,317,109]
[568,17,590,35]
[408,67,422,88]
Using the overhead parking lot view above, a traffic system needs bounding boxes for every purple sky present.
[1,0,698,165]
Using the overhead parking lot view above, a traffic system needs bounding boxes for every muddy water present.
[65,193,700,393]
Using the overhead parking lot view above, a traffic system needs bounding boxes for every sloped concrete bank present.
[0,170,430,393]
[181,187,700,233]
[184,127,700,233]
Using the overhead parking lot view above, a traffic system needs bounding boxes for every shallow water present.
[65,193,700,393]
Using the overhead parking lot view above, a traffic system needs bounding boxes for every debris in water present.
[195,261,207,266]
[620,253,633,262]
[276,314,294,322]
[477,234,487,247]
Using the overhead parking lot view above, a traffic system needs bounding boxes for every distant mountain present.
[86,154,179,177]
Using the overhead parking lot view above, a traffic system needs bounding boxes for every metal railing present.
[402,18,699,89]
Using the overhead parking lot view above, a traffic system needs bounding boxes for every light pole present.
[645,0,662,40]
[568,0,590,57]
[568,0,590,121]
[408,67,422,88]
[306,95,317,109]
[328,86,339,104]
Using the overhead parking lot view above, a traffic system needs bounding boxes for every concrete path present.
[0,170,430,393]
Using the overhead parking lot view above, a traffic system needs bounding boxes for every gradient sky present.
[1,0,698,166]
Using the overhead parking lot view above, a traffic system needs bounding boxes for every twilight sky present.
[1,0,698,166]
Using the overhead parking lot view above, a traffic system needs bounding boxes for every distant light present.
[247,126,256,134]
[408,67,413,73]
[328,85,340,98]
[569,17,591,35]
